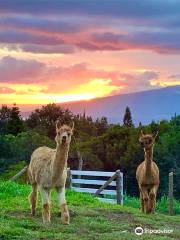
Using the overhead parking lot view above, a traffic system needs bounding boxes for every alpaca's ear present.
[153,131,158,139]
[70,121,74,131]
[140,129,144,137]
[56,120,61,130]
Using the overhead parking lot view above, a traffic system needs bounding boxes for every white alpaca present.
[28,121,74,224]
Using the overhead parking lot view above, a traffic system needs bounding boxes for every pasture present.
[0,181,179,240]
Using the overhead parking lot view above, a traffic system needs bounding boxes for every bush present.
[0,131,54,174]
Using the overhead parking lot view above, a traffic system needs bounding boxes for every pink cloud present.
[0,56,46,83]
[0,56,160,95]
[0,86,15,94]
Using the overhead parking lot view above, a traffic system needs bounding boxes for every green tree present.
[150,120,159,134]
[6,104,24,135]
[154,125,180,198]
[0,105,11,134]
[0,134,15,173]
[16,131,54,163]
[27,103,73,138]
[123,106,133,127]
[95,117,108,135]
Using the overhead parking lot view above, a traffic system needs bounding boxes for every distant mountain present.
[60,86,180,125]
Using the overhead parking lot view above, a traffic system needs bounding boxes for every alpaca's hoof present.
[61,215,70,225]
[62,220,70,225]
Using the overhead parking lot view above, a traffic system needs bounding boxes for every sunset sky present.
[0,0,180,106]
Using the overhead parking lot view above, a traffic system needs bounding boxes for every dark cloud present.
[0,15,88,34]
[20,44,76,54]
[0,30,64,45]
[0,0,179,19]
[2,28,180,55]
[0,1,180,54]
[88,31,180,54]
[130,31,180,53]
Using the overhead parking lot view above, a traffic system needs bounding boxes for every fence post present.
[168,172,174,215]
[116,170,121,204]
[66,168,72,189]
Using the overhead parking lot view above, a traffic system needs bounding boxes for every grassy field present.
[0,181,179,240]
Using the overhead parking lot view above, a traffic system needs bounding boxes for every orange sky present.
[0,1,180,105]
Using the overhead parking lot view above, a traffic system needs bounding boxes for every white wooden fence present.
[70,170,123,204]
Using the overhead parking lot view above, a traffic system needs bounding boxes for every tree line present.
[0,103,179,199]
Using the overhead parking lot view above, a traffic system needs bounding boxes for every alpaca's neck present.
[51,143,69,184]
[144,148,153,175]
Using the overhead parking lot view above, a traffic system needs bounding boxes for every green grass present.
[124,195,180,215]
[0,181,179,240]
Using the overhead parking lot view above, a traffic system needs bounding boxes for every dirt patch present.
[6,209,42,219]
[97,209,134,222]
[6,210,28,217]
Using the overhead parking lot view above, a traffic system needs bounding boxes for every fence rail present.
[72,179,116,186]
[71,187,116,195]
[71,170,120,177]
[9,166,28,181]
[70,169,123,204]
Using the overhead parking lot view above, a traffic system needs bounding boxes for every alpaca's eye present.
[67,133,70,137]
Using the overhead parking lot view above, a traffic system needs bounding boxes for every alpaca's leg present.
[29,183,37,216]
[141,187,149,214]
[39,187,51,223]
[140,191,145,213]
[149,186,158,214]
[56,186,70,224]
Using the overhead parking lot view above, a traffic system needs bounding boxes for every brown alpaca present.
[136,130,159,214]
[28,120,74,224]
